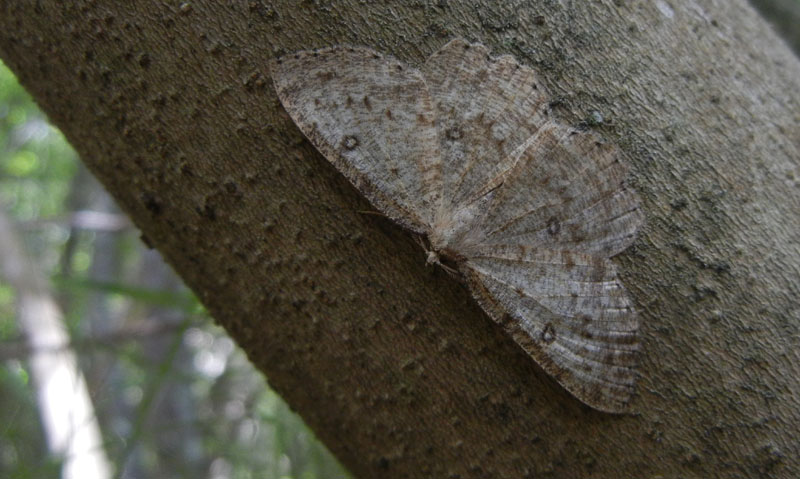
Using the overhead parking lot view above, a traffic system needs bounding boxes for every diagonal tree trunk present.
[1,1,799,477]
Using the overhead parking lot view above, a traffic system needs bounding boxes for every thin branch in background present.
[116,315,193,475]
[19,210,133,232]
[0,318,195,361]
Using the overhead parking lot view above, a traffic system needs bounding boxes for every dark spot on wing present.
[342,135,359,151]
[546,216,561,236]
[563,251,575,268]
[363,96,372,110]
[541,323,556,344]
[446,127,463,141]
[580,316,594,339]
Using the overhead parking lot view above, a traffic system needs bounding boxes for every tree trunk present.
[2,1,799,477]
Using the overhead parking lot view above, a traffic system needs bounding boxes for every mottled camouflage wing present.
[272,39,646,413]
[270,46,442,233]
[422,38,550,214]
[470,122,644,257]
[463,246,639,413]
[451,119,644,412]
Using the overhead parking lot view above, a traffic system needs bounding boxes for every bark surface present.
[1,1,799,477]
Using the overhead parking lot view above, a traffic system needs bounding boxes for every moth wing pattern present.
[464,246,639,413]
[472,122,644,258]
[452,121,644,412]
[270,38,645,413]
[422,38,550,212]
[270,46,442,234]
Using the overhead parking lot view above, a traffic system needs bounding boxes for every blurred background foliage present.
[0,60,350,479]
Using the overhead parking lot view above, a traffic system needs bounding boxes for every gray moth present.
[270,38,644,413]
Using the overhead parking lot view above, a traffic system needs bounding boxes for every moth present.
[270,38,644,412]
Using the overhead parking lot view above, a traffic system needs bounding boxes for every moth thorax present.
[429,213,461,251]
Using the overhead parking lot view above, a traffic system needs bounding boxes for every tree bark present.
[2,1,799,477]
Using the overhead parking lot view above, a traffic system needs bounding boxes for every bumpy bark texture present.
[1,1,799,477]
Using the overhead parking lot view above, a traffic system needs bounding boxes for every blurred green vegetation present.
[749,0,800,54]
[0,59,350,479]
